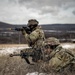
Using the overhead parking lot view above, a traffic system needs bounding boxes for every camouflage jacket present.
[42,45,75,72]
[22,26,45,49]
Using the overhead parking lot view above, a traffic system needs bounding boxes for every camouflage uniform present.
[41,37,75,72]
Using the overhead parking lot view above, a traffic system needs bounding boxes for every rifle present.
[15,26,31,34]
[9,49,42,65]
[0,26,31,34]
[9,50,34,65]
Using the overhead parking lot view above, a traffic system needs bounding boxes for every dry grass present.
[0,55,44,75]
[0,44,28,48]
[0,55,33,75]
[0,55,75,75]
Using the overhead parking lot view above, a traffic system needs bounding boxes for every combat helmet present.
[27,19,39,26]
[44,37,60,50]
[45,37,60,46]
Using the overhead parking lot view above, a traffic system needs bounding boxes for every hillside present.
[0,22,75,31]
[0,22,25,28]
[42,24,75,31]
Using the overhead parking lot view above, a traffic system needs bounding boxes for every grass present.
[0,55,46,75]
[0,55,75,75]
[0,55,31,75]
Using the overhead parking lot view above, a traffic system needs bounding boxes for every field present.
[0,44,75,75]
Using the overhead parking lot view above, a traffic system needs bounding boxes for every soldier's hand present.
[15,28,23,31]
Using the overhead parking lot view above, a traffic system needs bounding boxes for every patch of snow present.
[0,46,29,56]
[26,72,46,75]
[0,43,75,56]
[61,44,75,49]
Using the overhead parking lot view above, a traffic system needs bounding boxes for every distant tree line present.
[0,31,75,44]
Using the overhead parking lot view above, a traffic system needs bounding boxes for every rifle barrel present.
[9,54,21,57]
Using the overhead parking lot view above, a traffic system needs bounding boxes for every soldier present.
[21,19,45,62]
[22,19,45,48]
[41,37,75,73]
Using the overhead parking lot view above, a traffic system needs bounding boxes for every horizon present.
[0,21,75,25]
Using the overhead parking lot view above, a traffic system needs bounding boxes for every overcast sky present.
[0,0,75,24]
